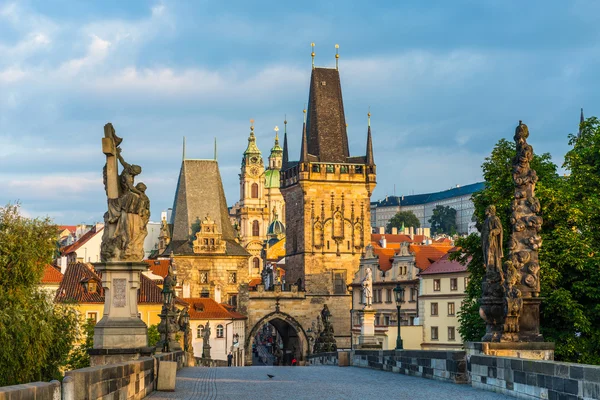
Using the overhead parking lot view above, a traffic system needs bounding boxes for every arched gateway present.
[245,311,309,366]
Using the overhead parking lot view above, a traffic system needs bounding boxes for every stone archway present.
[245,311,309,366]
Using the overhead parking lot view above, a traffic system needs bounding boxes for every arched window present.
[252,220,260,236]
[253,257,260,269]
[251,183,259,198]
[197,325,203,339]
[216,324,224,338]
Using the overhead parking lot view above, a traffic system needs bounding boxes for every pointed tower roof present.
[282,118,289,169]
[244,119,261,156]
[300,108,308,162]
[166,159,248,256]
[270,126,283,155]
[305,67,350,163]
[366,110,374,165]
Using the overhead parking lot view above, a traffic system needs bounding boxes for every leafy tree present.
[0,204,80,385]
[386,211,420,233]
[148,324,161,347]
[428,205,457,235]
[65,318,95,371]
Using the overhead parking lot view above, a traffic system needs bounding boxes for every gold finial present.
[250,118,254,131]
[274,126,279,142]
[335,44,339,70]
[274,125,279,133]
[311,42,315,69]
[368,106,371,127]
[284,115,287,133]
[303,105,307,123]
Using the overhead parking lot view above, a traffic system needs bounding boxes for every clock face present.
[250,156,258,164]
[249,166,260,177]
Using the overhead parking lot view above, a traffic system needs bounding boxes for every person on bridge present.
[227,352,233,367]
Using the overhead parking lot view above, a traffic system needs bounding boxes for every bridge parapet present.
[249,289,306,299]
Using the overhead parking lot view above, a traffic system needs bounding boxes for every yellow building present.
[418,252,469,349]
[54,262,163,328]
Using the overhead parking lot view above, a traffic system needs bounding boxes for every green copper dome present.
[264,169,280,189]
[267,219,285,237]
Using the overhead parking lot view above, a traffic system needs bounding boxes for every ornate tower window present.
[228,272,237,284]
[253,257,260,269]
[251,183,259,198]
[252,220,260,237]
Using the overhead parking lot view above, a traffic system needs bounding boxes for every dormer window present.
[81,278,98,293]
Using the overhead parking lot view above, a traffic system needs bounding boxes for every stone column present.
[89,261,152,365]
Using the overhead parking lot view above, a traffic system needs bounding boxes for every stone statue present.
[314,304,337,353]
[482,205,504,296]
[100,123,150,262]
[361,267,373,308]
[202,322,211,343]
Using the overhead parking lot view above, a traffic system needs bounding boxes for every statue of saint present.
[361,267,373,307]
[203,322,211,344]
[482,205,504,283]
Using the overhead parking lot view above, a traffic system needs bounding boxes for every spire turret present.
[578,108,584,138]
[366,110,374,166]
[300,108,308,162]
[282,117,289,169]
[244,119,261,156]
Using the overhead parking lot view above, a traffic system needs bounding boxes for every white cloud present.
[1,173,101,200]
[58,34,111,75]
[0,67,27,83]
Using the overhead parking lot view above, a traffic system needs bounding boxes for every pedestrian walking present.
[227,352,233,367]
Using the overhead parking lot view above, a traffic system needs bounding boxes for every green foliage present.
[386,211,420,233]
[148,324,160,347]
[0,204,80,385]
[428,205,457,235]
[65,318,95,371]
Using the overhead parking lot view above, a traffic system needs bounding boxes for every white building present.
[371,182,484,234]
[58,223,104,272]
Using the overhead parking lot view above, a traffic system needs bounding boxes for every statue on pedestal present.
[202,322,212,359]
[361,267,373,308]
[314,305,337,353]
[100,123,150,262]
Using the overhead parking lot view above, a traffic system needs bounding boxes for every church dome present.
[264,169,280,189]
[267,219,285,237]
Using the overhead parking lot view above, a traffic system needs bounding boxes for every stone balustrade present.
[0,351,186,400]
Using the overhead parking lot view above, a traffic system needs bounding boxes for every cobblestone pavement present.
[148,366,512,400]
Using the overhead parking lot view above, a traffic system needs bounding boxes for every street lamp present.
[161,284,174,352]
[393,283,405,350]
[181,308,190,352]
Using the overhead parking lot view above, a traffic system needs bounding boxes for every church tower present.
[264,124,286,226]
[281,63,376,303]
[237,121,270,277]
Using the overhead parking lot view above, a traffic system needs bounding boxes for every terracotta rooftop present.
[183,297,246,320]
[419,251,469,275]
[55,262,163,304]
[371,233,426,244]
[145,259,170,278]
[41,264,63,284]
[60,226,103,256]
[248,278,262,288]
[370,242,454,272]
[58,225,77,234]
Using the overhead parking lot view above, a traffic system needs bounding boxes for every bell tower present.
[237,120,269,277]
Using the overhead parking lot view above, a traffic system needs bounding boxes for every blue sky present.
[1,0,597,224]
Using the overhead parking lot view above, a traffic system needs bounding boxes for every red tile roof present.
[59,226,77,234]
[60,226,103,255]
[55,262,162,304]
[419,251,469,275]
[144,259,170,278]
[369,242,453,272]
[183,298,246,320]
[41,264,63,284]
[248,278,262,287]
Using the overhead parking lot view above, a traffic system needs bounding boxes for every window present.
[87,312,98,323]
[384,315,390,326]
[200,271,209,284]
[372,289,378,303]
[252,220,260,236]
[253,257,260,269]
[448,327,456,341]
[229,272,237,284]
[448,302,455,316]
[431,302,438,316]
[333,271,346,294]
[197,325,203,339]
[410,288,416,302]
[326,164,334,173]
[386,289,392,303]
[431,326,439,340]
[216,324,224,338]
[340,165,348,173]
[464,277,470,289]
[312,164,320,173]
[450,278,458,291]
[375,315,380,325]
[201,288,210,298]
[409,316,415,326]
[229,294,238,308]
[251,183,259,198]
[433,279,441,291]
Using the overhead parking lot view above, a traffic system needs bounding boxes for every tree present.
[428,205,457,235]
[148,324,161,347]
[386,211,420,233]
[65,318,95,371]
[0,204,80,385]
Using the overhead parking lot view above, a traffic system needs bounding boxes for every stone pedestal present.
[90,261,150,366]
[465,341,555,361]
[202,344,212,359]
[357,308,381,349]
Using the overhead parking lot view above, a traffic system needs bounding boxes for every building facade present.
[371,182,484,234]
[418,252,469,349]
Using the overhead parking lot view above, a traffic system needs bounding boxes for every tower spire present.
[282,116,289,169]
[366,109,374,165]
[578,108,584,138]
[335,44,339,70]
[182,136,186,161]
[300,107,308,162]
[311,42,315,69]
[214,137,217,160]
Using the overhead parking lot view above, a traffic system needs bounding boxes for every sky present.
[1,0,598,224]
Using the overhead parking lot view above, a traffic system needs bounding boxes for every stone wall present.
[0,351,186,400]
[308,349,467,384]
[470,354,600,400]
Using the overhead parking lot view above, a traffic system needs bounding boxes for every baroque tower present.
[281,65,377,298]
[237,121,270,277]
[264,124,286,227]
